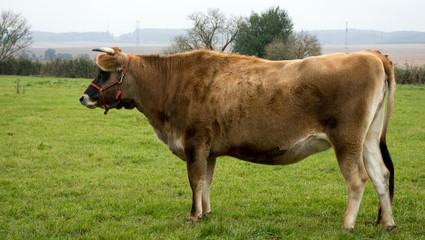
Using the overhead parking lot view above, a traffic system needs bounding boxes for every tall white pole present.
[136,20,141,46]
[345,21,348,49]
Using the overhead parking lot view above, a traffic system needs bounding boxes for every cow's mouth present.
[116,102,123,109]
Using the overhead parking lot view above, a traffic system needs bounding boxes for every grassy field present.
[0,75,424,239]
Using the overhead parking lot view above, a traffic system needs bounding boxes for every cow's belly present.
[153,123,331,165]
[227,134,332,165]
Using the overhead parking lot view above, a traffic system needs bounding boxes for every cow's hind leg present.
[362,101,396,231]
[201,156,216,218]
[363,139,396,231]
[334,143,369,231]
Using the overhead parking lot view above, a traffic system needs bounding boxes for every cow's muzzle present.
[79,94,96,109]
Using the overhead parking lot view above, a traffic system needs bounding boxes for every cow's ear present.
[94,47,128,72]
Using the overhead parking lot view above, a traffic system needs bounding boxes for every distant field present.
[0,76,424,239]
[28,42,425,66]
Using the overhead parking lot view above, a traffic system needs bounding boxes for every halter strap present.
[90,54,131,115]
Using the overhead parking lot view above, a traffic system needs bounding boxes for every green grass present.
[1,75,424,239]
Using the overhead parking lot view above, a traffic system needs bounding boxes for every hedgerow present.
[0,56,98,79]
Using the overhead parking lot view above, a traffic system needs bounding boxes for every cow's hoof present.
[202,211,211,219]
[186,217,197,223]
[186,215,202,223]
[341,227,354,233]
[386,225,397,233]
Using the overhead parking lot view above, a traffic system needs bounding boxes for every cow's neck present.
[133,54,190,134]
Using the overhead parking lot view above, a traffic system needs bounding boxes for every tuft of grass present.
[0,76,424,239]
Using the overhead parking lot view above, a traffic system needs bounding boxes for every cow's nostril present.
[79,96,84,102]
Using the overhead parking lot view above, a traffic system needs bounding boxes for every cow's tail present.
[376,52,396,225]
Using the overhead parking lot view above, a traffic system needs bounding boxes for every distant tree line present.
[0,56,98,78]
[20,48,89,61]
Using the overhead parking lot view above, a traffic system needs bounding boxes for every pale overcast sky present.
[2,0,425,35]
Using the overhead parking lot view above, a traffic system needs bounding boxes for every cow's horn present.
[92,47,115,55]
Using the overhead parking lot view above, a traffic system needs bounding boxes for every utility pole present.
[345,21,348,49]
[136,20,140,46]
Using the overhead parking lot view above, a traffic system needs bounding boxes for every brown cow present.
[80,47,396,232]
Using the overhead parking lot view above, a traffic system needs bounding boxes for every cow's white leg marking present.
[201,157,216,218]
[363,105,395,230]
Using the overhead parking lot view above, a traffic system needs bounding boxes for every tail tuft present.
[380,142,394,201]
[376,141,395,225]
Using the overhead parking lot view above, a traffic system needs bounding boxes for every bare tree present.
[265,31,321,60]
[0,10,32,60]
[163,35,201,55]
[164,9,240,55]
[264,38,287,60]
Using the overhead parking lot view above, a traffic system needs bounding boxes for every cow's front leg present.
[201,156,216,218]
[185,141,209,222]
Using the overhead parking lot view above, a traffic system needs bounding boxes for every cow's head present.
[80,47,134,114]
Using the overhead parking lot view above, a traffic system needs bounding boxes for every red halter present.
[90,54,131,115]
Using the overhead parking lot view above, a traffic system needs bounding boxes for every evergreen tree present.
[233,7,293,58]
